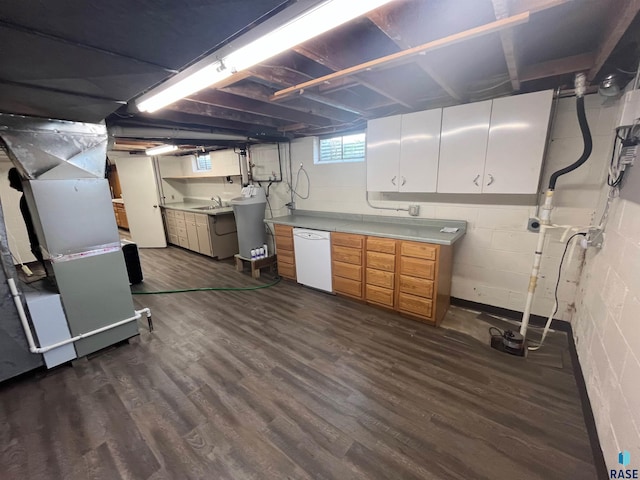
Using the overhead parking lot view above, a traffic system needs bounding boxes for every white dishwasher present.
[293,228,332,292]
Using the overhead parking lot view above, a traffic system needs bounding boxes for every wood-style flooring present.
[0,245,598,479]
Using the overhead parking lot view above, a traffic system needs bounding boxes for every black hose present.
[548,95,592,190]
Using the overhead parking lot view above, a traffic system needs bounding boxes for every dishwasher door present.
[292,228,332,292]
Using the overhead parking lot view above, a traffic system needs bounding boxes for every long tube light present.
[145,144,178,156]
[137,0,395,113]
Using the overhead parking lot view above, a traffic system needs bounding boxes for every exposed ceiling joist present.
[220,82,359,123]
[366,5,463,101]
[271,12,530,102]
[587,0,640,81]
[188,89,332,127]
[492,0,520,91]
[293,43,414,108]
[247,65,371,116]
[521,52,595,82]
[169,100,285,129]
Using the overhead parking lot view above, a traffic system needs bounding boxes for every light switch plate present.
[408,205,420,216]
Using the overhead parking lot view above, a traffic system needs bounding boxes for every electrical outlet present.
[408,205,420,216]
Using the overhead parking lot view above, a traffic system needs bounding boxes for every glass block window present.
[194,154,212,171]
[317,132,365,163]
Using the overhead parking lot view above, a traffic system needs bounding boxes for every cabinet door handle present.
[391,176,397,186]
[473,175,480,186]
[401,176,406,186]
[487,174,494,186]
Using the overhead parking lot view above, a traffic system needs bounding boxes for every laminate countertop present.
[266,210,466,245]
[161,202,234,216]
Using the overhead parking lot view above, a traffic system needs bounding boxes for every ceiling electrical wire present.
[467,77,512,94]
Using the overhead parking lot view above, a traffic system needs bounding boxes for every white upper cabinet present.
[366,115,402,192]
[437,100,492,193]
[366,109,441,192]
[399,109,442,193]
[483,90,553,193]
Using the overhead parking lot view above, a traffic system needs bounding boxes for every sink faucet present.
[211,195,223,208]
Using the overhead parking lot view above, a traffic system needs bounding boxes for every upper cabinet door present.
[366,115,402,192]
[399,109,442,193]
[437,100,492,193]
[483,90,553,194]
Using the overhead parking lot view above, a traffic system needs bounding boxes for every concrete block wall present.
[572,196,640,470]
[289,94,617,320]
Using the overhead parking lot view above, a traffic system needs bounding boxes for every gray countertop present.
[161,202,234,216]
[266,210,466,245]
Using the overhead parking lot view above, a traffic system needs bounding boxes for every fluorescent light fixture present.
[145,144,178,156]
[137,0,395,113]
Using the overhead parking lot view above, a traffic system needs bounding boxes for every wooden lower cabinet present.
[275,225,453,326]
[362,236,451,326]
[113,202,129,229]
[275,224,296,280]
[331,233,364,299]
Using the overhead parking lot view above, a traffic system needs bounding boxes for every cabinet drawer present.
[366,268,394,289]
[275,235,294,251]
[332,245,362,265]
[166,217,177,228]
[184,212,196,222]
[398,292,433,318]
[168,233,179,245]
[165,209,176,219]
[333,261,361,281]
[173,211,185,221]
[175,219,186,229]
[400,256,435,280]
[166,224,178,236]
[399,275,434,299]
[278,262,296,279]
[367,237,397,254]
[178,236,189,248]
[366,251,395,272]
[366,284,394,307]
[195,213,209,225]
[333,277,362,298]
[332,232,364,249]
[274,224,293,237]
[278,249,295,266]
[401,241,437,260]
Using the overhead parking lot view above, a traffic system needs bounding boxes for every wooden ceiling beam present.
[188,89,332,127]
[521,52,595,82]
[492,0,520,91]
[587,0,640,82]
[246,65,370,117]
[271,12,530,102]
[293,44,414,108]
[366,6,463,101]
[220,81,359,123]
[166,101,286,129]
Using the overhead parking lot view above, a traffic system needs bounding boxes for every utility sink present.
[195,206,223,211]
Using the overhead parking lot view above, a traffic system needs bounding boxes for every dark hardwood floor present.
[0,245,598,479]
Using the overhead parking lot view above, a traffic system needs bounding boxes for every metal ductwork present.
[0,114,108,180]
[108,126,248,142]
[0,114,140,359]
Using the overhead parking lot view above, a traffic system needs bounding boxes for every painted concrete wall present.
[572,196,640,470]
[289,94,617,320]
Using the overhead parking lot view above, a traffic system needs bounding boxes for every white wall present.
[572,196,640,470]
[0,157,35,264]
[290,94,617,320]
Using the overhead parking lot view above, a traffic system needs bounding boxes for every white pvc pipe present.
[520,224,548,338]
[8,278,151,355]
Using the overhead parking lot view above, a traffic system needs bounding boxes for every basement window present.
[193,153,212,172]
[317,132,365,164]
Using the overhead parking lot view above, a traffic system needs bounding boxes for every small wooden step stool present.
[234,254,277,279]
